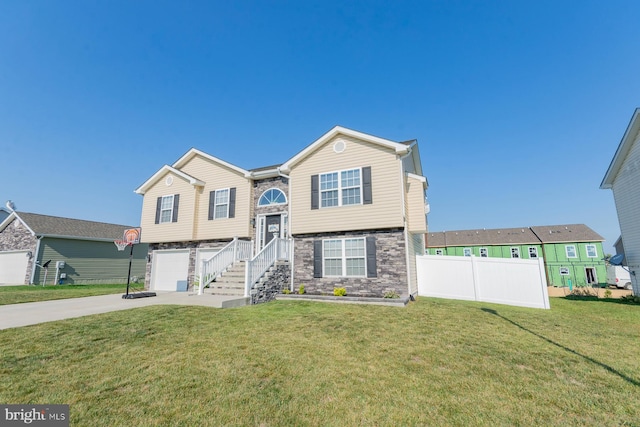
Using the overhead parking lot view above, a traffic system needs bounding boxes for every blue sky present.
[1,1,639,251]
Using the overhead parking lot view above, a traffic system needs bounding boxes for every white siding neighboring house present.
[601,108,640,295]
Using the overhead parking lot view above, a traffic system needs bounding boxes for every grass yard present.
[0,283,130,305]
[0,297,638,426]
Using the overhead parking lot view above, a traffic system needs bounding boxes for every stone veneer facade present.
[0,218,38,284]
[293,228,407,298]
[145,239,236,291]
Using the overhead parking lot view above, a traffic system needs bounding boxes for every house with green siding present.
[426,224,606,288]
[0,211,147,285]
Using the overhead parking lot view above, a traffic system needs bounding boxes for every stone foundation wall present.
[145,239,235,290]
[293,229,407,298]
[251,261,290,304]
[0,218,39,284]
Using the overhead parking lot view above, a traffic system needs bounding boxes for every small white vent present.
[333,140,346,153]
[165,176,173,186]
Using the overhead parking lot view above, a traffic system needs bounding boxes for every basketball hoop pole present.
[125,243,134,297]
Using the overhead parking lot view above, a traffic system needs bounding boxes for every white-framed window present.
[463,248,472,257]
[529,247,538,259]
[258,188,286,206]
[435,249,443,255]
[511,247,520,258]
[559,267,570,276]
[585,244,597,258]
[323,238,366,277]
[320,168,361,208]
[159,195,174,224]
[479,247,488,257]
[565,245,577,258]
[213,188,230,219]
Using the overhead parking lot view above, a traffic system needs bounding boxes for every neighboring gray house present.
[0,211,147,285]
[601,108,640,295]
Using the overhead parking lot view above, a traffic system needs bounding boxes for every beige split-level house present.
[135,126,428,301]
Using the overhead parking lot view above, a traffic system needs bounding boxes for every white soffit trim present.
[407,172,428,187]
[601,108,640,189]
[280,126,410,173]
[172,148,250,177]
[0,212,36,236]
[135,165,205,195]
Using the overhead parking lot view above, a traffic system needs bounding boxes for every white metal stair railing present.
[198,237,253,295]
[244,238,292,297]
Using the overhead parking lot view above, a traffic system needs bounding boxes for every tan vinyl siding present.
[34,237,148,284]
[406,174,427,233]
[180,156,253,240]
[290,135,404,234]
[407,233,424,295]
[140,171,197,243]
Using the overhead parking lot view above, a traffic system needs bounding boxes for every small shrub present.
[298,285,305,295]
[333,287,347,297]
[383,290,400,299]
[282,289,291,294]
[603,289,612,299]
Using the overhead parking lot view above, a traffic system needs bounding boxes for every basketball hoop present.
[114,239,130,251]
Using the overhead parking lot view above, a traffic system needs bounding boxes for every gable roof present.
[0,212,135,241]
[426,224,604,247]
[601,108,640,189]
[134,165,205,195]
[173,148,250,176]
[279,126,411,173]
[530,224,604,243]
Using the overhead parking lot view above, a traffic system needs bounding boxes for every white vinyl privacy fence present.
[416,255,550,309]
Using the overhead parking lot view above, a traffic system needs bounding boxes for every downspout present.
[29,236,43,284]
[398,151,413,298]
[278,169,294,292]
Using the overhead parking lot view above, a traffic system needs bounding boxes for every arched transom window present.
[258,188,286,206]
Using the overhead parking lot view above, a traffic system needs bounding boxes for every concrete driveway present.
[0,292,249,330]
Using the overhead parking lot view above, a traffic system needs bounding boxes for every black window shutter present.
[229,187,236,218]
[366,236,377,278]
[313,240,323,278]
[311,175,319,210]
[363,166,372,205]
[155,197,162,224]
[172,194,180,223]
[208,191,215,220]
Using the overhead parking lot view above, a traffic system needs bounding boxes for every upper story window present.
[311,167,372,210]
[320,168,361,207]
[529,247,538,258]
[479,247,488,257]
[511,247,520,258]
[208,188,236,220]
[565,245,577,258]
[159,195,175,223]
[585,244,597,258]
[463,248,472,257]
[259,188,286,206]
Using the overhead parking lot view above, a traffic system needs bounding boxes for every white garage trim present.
[150,249,190,292]
[0,250,30,285]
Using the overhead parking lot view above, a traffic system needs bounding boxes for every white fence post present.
[470,255,480,301]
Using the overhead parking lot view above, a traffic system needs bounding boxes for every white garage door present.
[0,250,30,285]
[195,248,219,274]
[150,250,190,291]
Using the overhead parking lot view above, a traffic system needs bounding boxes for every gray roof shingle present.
[16,212,135,240]
[427,224,604,247]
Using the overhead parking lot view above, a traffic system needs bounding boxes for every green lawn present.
[0,283,130,305]
[0,297,638,426]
